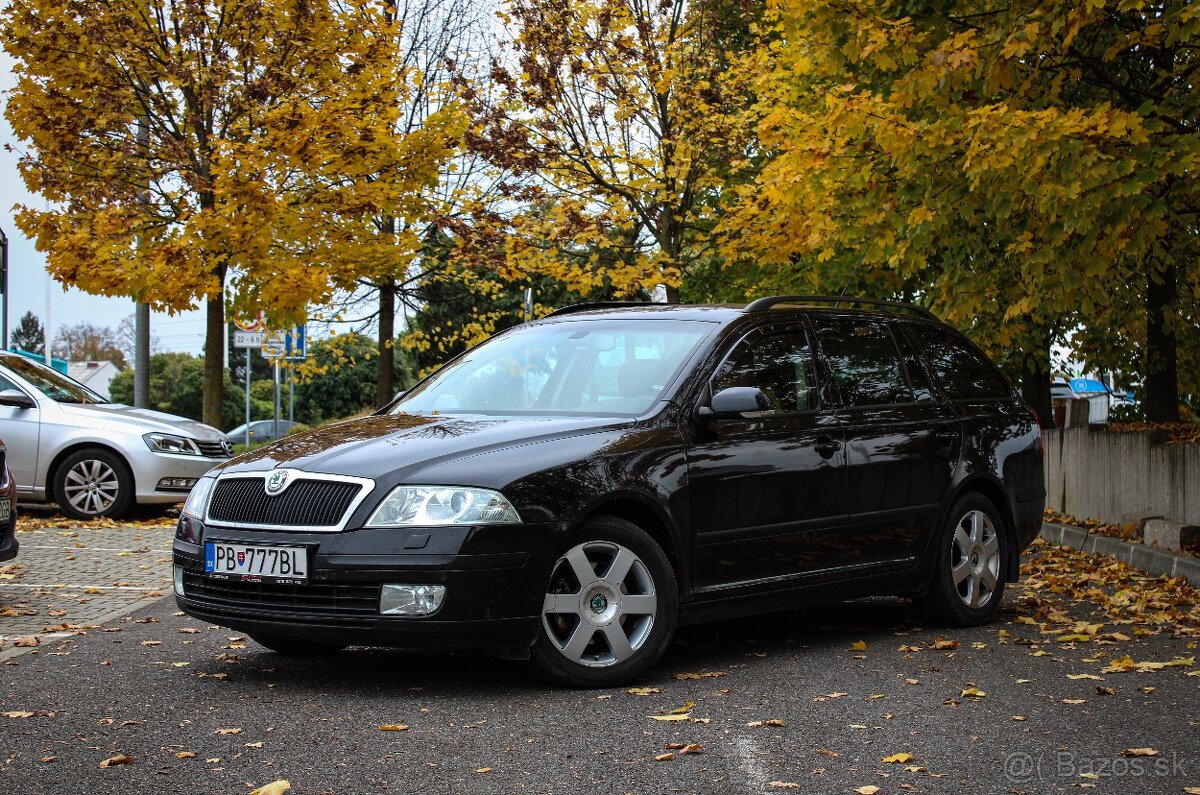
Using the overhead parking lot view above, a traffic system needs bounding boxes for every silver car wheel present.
[542,540,658,668]
[62,458,121,516]
[951,509,1001,609]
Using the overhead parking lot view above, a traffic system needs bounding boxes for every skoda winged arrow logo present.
[264,469,290,496]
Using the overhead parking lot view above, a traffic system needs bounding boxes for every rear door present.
[686,322,849,590]
[812,316,960,568]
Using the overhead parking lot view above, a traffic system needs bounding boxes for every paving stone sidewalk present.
[0,524,174,659]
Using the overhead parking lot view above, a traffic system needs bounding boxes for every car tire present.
[531,516,678,688]
[250,635,347,657]
[917,493,1008,626]
[53,448,135,520]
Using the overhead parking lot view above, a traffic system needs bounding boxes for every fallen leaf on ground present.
[40,756,56,763]
[768,783,799,789]
[1067,674,1103,680]
[2,711,34,718]
[882,752,914,763]
[1122,748,1159,757]
[175,752,196,759]
[746,719,785,727]
[961,687,986,698]
[379,724,409,731]
[855,786,881,795]
[13,636,39,647]
[929,638,958,650]
[625,687,661,696]
[99,754,133,768]
[851,640,867,651]
[654,753,674,762]
[249,781,291,795]
[214,728,241,735]
[673,671,725,680]
[649,714,689,722]
[670,701,695,714]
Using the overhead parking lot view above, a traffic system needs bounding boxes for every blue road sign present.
[285,325,307,360]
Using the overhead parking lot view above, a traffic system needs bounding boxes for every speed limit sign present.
[233,312,266,332]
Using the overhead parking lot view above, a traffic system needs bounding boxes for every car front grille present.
[207,477,364,528]
[182,572,378,623]
[197,440,233,458]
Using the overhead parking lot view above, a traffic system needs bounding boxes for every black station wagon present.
[174,296,1045,686]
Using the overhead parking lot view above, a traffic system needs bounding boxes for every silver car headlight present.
[366,486,521,527]
[181,475,217,519]
[144,432,202,456]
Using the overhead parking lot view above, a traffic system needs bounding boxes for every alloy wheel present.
[62,459,120,516]
[950,509,1001,609]
[542,540,658,667]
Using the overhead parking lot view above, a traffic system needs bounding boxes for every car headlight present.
[144,432,202,456]
[181,475,216,519]
[366,486,521,527]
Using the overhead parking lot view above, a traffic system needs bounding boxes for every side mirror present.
[697,387,773,421]
[0,389,34,409]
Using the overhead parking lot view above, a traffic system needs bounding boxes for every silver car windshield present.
[393,319,715,416]
[2,355,107,404]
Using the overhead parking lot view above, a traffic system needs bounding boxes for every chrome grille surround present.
[197,439,234,458]
[204,469,376,532]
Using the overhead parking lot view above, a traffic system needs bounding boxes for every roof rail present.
[545,301,656,317]
[744,295,937,321]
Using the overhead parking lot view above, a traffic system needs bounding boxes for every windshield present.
[1,355,108,404]
[394,319,715,416]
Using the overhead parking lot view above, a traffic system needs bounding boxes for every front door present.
[0,373,41,494]
[687,324,848,591]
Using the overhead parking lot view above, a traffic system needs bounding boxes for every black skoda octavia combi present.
[175,296,1045,686]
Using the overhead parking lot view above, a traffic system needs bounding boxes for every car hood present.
[57,402,227,441]
[219,413,631,479]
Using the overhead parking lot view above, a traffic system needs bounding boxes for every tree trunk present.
[1020,330,1054,430]
[1144,258,1179,423]
[202,294,225,429]
[377,277,396,408]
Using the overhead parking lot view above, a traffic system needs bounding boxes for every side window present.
[712,330,819,414]
[816,319,913,407]
[0,374,21,393]
[908,325,1012,400]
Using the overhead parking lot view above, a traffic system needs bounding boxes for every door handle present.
[813,435,840,459]
[934,425,957,447]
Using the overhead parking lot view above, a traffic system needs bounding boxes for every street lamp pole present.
[0,226,8,351]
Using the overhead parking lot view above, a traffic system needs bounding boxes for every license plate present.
[205,542,307,583]
[0,498,9,522]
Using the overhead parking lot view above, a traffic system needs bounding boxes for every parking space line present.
[0,584,166,591]
[21,545,167,552]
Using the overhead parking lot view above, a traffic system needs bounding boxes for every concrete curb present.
[0,592,168,663]
[1040,522,1200,586]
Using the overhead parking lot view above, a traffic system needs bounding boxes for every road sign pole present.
[245,346,251,443]
[288,366,294,423]
[273,360,281,441]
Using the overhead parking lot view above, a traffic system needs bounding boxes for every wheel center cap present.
[589,594,608,614]
[971,552,979,567]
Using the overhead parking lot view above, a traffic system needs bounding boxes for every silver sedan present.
[0,352,231,519]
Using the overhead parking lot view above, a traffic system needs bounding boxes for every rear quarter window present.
[907,325,1012,400]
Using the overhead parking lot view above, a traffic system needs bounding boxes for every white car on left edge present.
[0,351,232,519]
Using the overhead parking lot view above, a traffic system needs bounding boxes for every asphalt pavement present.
[2,528,1199,795]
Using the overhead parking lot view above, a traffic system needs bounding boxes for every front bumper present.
[130,450,227,504]
[173,521,561,655]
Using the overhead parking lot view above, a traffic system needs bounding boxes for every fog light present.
[380,584,445,616]
[158,477,198,490]
[173,565,185,597]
